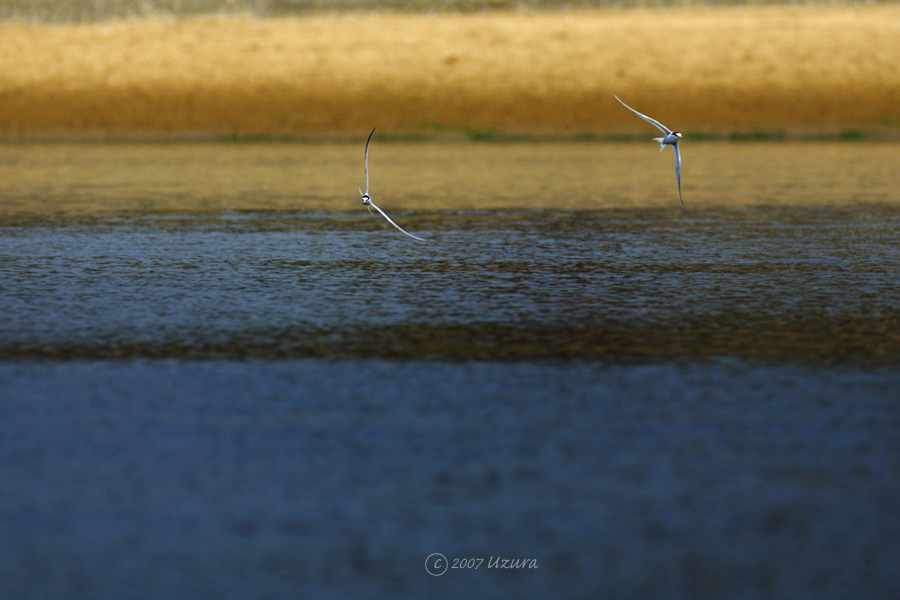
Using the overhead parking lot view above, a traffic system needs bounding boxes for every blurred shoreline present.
[2,5,899,141]
[9,0,890,24]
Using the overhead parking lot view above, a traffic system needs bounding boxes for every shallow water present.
[1,141,897,216]
[0,142,899,599]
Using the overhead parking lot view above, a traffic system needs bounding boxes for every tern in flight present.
[614,94,685,209]
[359,127,426,242]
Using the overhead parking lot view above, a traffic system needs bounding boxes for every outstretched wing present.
[368,200,427,242]
[614,95,673,136]
[363,126,376,195]
[673,142,684,210]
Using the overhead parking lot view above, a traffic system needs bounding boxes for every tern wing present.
[673,142,684,210]
[363,126,376,195]
[368,200,426,242]
[614,95,673,136]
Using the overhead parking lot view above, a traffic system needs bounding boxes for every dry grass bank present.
[1,5,899,139]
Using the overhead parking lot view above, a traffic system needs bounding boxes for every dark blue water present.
[1,207,899,599]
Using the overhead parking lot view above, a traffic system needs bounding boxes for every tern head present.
[674,132,683,139]
[360,188,371,206]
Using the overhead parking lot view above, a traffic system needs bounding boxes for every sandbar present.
[1,5,899,139]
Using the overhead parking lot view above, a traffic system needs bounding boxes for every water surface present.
[1,141,896,216]
[0,142,898,599]
[2,206,898,362]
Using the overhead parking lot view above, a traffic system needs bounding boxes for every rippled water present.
[1,142,898,599]
[2,206,899,362]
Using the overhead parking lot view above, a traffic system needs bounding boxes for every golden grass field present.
[1,5,899,139]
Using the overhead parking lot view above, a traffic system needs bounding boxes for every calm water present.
[1,142,899,598]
